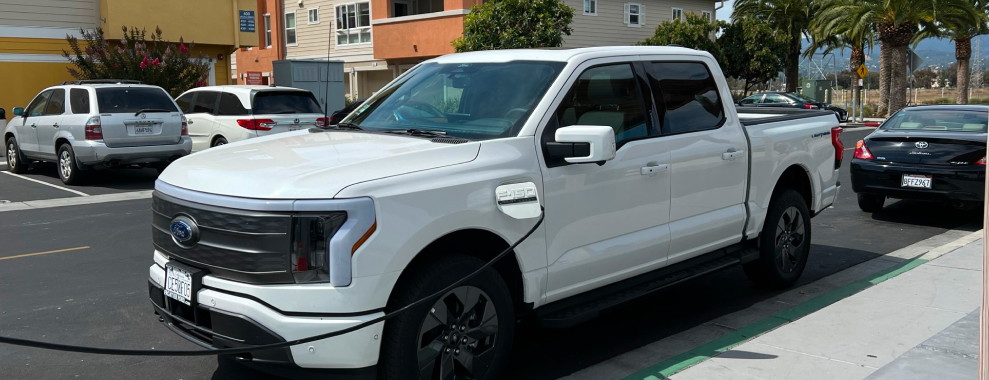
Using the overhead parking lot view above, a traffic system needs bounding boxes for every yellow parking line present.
[0,246,91,261]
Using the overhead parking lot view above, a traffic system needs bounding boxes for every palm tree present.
[815,0,978,116]
[921,0,989,103]
[732,0,819,93]
[808,1,875,121]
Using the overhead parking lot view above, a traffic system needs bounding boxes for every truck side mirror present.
[13,107,24,117]
[546,125,616,164]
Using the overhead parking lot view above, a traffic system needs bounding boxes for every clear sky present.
[716,0,735,21]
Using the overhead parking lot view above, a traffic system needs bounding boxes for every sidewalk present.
[670,232,984,380]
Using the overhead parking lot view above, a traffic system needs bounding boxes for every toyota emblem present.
[915,141,929,149]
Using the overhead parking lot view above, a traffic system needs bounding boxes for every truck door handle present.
[641,163,669,175]
[722,148,744,161]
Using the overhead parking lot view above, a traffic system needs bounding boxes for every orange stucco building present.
[233,0,285,84]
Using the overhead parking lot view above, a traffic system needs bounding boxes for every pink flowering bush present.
[62,26,211,96]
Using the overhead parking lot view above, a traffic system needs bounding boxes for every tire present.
[857,193,885,213]
[57,143,85,185]
[212,136,228,147]
[5,137,29,174]
[744,189,811,288]
[380,255,515,380]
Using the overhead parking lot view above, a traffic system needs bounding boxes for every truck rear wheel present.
[380,255,514,380]
[744,189,811,288]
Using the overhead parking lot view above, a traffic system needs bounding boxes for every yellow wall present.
[99,0,258,48]
[0,62,74,117]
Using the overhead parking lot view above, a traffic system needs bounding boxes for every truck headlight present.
[289,197,376,286]
[291,213,346,283]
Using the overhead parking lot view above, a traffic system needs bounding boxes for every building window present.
[264,14,271,47]
[701,10,712,22]
[672,7,683,21]
[285,12,297,45]
[336,2,371,45]
[583,0,596,15]
[625,3,643,27]
[393,0,409,17]
[309,8,319,24]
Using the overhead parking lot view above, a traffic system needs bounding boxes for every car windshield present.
[881,109,988,132]
[345,61,564,140]
[95,87,178,113]
[789,93,817,103]
[253,91,323,114]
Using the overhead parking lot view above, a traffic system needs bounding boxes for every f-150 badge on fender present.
[495,182,541,219]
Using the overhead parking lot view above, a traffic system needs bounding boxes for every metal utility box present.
[272,60,345,115]
[800,79,833,103]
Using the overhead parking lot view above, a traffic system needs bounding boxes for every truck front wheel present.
[744,189,811,288]
[380,255,515,380]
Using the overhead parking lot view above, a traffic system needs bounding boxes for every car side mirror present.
[546,125,616,164]
[12,107,24,117]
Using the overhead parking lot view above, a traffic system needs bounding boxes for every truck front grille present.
[152,192,294,284]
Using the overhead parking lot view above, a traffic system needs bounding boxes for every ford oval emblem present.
[915,141,929,149]
[169,215,200,248]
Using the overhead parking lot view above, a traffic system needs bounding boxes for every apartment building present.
[264,0,717,100]
[0,0,258,111]
[233,0,284,85]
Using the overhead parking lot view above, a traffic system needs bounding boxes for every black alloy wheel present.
[744,189,811,288]
[381,255,514,380]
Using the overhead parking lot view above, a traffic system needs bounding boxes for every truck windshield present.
[346,61,564,140]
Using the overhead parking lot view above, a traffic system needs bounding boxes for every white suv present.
[174,85,326,152]
[3,80,191,184]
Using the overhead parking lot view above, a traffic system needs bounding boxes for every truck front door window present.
[553,63,652,148]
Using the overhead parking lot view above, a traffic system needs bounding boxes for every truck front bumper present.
[149,259,384,378]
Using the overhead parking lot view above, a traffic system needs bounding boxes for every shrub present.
[63,26,211,96]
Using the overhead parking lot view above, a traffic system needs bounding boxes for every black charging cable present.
[0,210,544,356]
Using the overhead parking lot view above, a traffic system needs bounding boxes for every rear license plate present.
[164,264,193,306]
[134,126,154,135]
[901,174,933,189]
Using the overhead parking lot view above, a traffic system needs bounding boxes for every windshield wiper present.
[384,128,449,138]
[334,122,363,130]
[134,109,173,116]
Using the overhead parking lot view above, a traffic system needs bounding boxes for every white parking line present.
[0,190,152,212]
[0,171,90,196]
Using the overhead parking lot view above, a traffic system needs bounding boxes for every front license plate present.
[164,264,193,306]
[134,126,154,135]
[901,174,933,189]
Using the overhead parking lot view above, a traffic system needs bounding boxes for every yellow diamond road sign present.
[856,64,869,79]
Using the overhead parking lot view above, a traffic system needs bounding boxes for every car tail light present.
[976,155,986,165]
[853,140,874,160]
[180,116,189,136]
[316,117,327,128]
[236,119,274,131]
[831,127,843,168]
[84,116,103,140]
[804,104,819,110]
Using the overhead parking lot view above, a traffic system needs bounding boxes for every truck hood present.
[157,130,480,199]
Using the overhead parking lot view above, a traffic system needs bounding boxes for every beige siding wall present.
[0,0,98,29]
[564,0,715,47]
[285,0,378,62]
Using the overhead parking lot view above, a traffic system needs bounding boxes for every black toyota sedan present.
[850,105,987,212]
[738,92,848,122]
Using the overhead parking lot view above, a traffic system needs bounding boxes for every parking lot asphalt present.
[0,127,984,380]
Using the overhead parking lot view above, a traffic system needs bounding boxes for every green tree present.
[641,13,725,63]
[718,17,788,94]
[452,0,574,52]
[62,26,210,96]
[732,0,819,93]
[807,0,874,120]
[913,67,938,88]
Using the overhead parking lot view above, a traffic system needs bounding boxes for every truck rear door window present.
[646,62,726,134]
[96,87,179,114]
[252,91,322,114]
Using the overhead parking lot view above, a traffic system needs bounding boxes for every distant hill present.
[800,35,989,76]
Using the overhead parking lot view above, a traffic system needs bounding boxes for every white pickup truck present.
[148,46,842,379]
